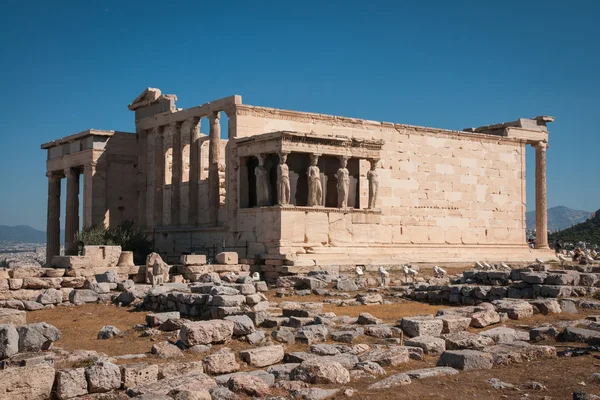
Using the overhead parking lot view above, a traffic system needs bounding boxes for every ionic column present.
[171,122,182,226]
[535,141,549,249]
[64,168,80,255]
[154,127,165,227]
[137,129,147,230]
[46,172,62,265]
[208,111,221,226]
[188,117,201,225]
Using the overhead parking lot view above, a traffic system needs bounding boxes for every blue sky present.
[0,0,598,230]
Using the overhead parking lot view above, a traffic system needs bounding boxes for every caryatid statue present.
[367,159,379,209]
[255,154,269,206]
[336,156,350,208]
[277,152,291,205]
[307,154,322,207]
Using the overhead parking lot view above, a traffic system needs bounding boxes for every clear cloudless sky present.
[0,0,598,231]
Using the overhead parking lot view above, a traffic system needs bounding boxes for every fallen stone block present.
[0,324,19,360]
[179,320,235,346]
[367,373,411,389]
[126,372,217,397]
[437,315,471,334]
[0,364,55,400]
[530,326,559,342]
[483,341,556,365]
[55,368,88,400]
[181,254,207,265]
[216,252,239,265]
[0,308,26,325]
[558,327,600,344]
[437,350,493,370]
[120,363,159,389]
[358,346,411,366]
[146,311,180,327]
[228,374,271,397]
[404,366,459,379]
[400,315,443,337]
[530,299,562,315]
[239,345,284,367]
[405,335,446,354]
[290,359,350,384]
[470,310,501,328]
[203,348,240,375]
[480,326,518,343]
[85,360,121,393]
[17,322,61,352]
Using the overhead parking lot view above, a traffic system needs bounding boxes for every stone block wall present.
[232,106,527,252]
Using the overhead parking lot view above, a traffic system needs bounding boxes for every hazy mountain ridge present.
[526,206,591,231]
[0,225,47,243]
[549,210,600,245]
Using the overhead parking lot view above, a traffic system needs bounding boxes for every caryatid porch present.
[235,131,384,210]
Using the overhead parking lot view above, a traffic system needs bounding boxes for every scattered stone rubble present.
[1,257,600,399]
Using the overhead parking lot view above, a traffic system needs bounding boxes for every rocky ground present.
[2,264,600,399]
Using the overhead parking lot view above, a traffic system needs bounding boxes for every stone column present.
[535,141,549,249]
[208,111,221,226]
[64,167,80,255]
[46,172,62,265]
[154,127,165,227]
[171,122,182,226]
[137,129,147,230]
[188,117,201,225]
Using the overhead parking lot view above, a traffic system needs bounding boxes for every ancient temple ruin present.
[42,88,554,267]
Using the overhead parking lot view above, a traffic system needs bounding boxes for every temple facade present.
[42,88,554,266]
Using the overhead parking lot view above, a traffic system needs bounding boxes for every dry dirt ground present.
[28,300,600,399]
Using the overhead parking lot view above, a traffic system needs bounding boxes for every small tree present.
[75,221,152,265]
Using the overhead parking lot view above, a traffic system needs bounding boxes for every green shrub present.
[75,221,152,265]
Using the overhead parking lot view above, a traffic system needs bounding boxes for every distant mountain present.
[526,206,591,231]
[0,225,47,243]
[549,210,600,245]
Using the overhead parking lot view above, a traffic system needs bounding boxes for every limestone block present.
[367,373,412,390]
[179,320,235,346]
[216,252,238,265]
[400,315,443,337]
[290,359,350,384]
[442,331,495,351]
[0,308,26,325]
[18,322,61,352]
[52,255,92,269]
[239,345,284,367]
[83,245,121,268]
[405,335,446,354]
[181,254,207,266]
[85,361,122,393]
[9,265,44,279]
[530,299,562,315]
[56,368,88,400]
[437,350,493,370]
[0,324,19,359]
[146,311,180,327]
[470,310,500,328]
[224,315,255,336]
[480,327,517,343]
[203,349,240,375]
[0,364,55,400]
[492,299,534,320]
[437,315,471,334]
[120,363,159,389]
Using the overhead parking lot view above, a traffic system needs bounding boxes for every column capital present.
[209,111,220,122]
[187,116,201,126]
[64,167,78,177]
[534,141,548,150]
[46,171,63,180]
[169,121,182,130]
